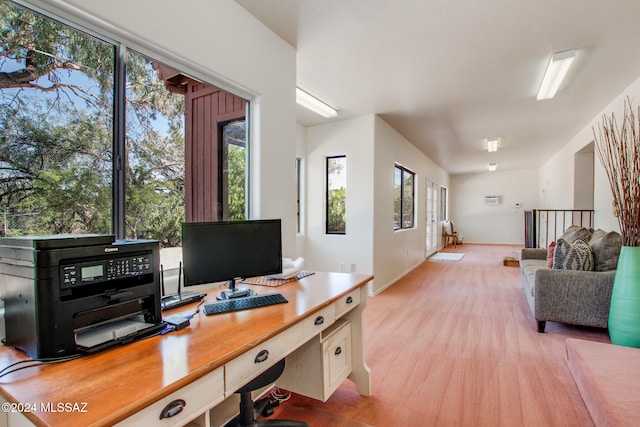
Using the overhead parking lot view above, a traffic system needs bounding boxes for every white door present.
[425,180,438,256]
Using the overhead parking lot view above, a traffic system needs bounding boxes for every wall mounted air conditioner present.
[484,195,502,206]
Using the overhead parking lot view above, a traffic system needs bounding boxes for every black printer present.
[0,234,163,359]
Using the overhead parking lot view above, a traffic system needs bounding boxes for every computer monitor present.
[181,219,283,299]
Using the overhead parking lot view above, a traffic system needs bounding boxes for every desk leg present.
[347,286,372,397]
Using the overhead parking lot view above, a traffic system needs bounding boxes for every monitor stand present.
[217,278,256,300]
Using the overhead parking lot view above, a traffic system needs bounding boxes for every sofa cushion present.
[560,225,592,243]
[520,259,547,297]
[553,238,594,271]
[589,229,622,272]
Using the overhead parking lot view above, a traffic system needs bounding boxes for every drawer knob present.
[335,347,342,356]
[255,349,269,363]
[346,296,353,304]
[159,399,186,419]
[314,316,324,325]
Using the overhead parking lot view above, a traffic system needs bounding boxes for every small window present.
[326,156,346,234]
[296,157,302,233]
[394,165,415,230]
[440,186,448,221]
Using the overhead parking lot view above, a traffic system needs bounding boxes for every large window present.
[326,155,346,234]
[0,1,248,246]
[0,1,115,236]
[394,164,415,230]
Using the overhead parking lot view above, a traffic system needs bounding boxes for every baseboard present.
[371,259,424,296]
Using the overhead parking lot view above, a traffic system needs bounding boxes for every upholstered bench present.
[565,338,640,427]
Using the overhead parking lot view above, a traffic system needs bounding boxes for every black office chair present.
[227,359,309,427]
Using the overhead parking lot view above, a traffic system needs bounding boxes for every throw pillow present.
[546,241,556,268]
[589,229,622,272]
[559,225,592,244]
[552,238,594,271]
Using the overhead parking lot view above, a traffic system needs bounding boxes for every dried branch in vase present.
[593,97,640,246]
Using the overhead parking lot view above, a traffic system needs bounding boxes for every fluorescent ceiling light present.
[296,87,338,118]
[487,138,498,152]
[488,163,497,172]
[537,50,576,101]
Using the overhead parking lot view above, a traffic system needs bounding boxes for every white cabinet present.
[279,319,352,402]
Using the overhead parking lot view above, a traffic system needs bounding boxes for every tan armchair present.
[442,220,459,247]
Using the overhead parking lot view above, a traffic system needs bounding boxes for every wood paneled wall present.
[184,83,246,222]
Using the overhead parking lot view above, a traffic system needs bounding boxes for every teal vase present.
[609,246,640,347]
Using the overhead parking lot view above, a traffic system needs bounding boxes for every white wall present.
[574,148,594,210]
[372,116,449,294]
[302,115,449,295]
[541,75,640,233]
[451,169,538,244]
[31,0,298,254]
[305,116,375,275]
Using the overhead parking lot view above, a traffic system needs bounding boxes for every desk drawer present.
[225,304,335,395]
[335,289,361,318]
[115,367,224,427]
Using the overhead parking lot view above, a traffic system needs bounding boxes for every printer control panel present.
[61,254,152,288]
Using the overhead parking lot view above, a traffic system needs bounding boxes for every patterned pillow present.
[552,238,594,271]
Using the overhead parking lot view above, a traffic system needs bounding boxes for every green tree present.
[126,123,185,245]
[0,1,185,241]
[328,187,346,233]
[224,120,246,221]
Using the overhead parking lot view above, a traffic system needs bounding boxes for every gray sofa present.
[519,226,622,333]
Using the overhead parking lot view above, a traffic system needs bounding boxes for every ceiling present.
[237,0,640,175]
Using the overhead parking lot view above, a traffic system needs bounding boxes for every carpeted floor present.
[268,244,609,426]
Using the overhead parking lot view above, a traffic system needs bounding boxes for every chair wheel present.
[261,405,274,417]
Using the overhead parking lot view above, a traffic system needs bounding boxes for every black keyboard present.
[203,293,288,316]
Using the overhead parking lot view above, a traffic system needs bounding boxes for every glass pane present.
[440,186,448,220]
[327,156,346,234]
[402,171,414,228]
[124,51,185,246]
[0,2,114,236]
[394,167,402,230]
[222,120,246,221]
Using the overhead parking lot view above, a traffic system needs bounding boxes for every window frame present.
[219,118,248,221]
[394,164,415,230]
[295,157,302,234]
[326,155,346,235]
[440,185,448,221]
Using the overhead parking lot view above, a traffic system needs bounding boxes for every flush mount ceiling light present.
[489,163,497,172]
[296,87,339,118]
[487,138,499,152]
[537,49,576,101]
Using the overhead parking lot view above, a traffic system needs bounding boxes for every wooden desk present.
[0,272,372,427]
